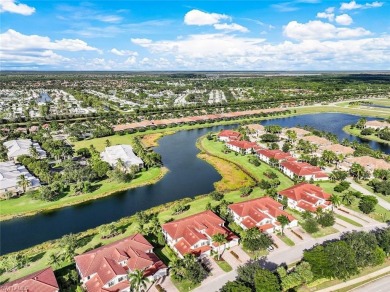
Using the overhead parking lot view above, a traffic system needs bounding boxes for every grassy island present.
[343,125,390,145]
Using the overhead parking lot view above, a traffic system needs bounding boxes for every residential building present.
[245,124,265,137]
[0,161,40,195]
[342,156,390,174]
[100,145,144,171]
[4,139,46,161]
[280,160,328,181]
[278,183,332,212]
[365,120,390,130]
[162,210,239,259]
[226,140,260,154]
[217,130,241,142]
[283,127,311,139]
[300,135,332,147]
[256,149,293,165]
[0,267,59,292]
[228,197,297,234]
[318,144,354,156]
[74,233,167,292]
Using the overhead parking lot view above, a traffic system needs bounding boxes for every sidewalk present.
[317,266,390,292]
[347,178,390,210]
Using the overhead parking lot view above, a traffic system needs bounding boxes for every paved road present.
[352,275,390,292]
[194,223,387,292]
[347,178,390,210]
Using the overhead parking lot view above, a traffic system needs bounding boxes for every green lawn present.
[199,137,293,190]
[342,125,390,145]
[310,226,339,238]
[214,258,233,272]
[335,214,363,227]
[294,105,390,119]
[277,234,295,246]
[0,167,166,221]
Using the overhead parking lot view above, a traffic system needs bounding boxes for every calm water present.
[1,113,389,254]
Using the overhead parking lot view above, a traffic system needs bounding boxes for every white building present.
[100,145,144,170]
[0,161,40,195]
[3,139,47,161]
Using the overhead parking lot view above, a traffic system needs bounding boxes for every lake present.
[1,113,389,254]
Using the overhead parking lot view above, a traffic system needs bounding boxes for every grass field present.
[215,258,233,272]
[0,167,167,221]
[140,131,174,148]
[342,125,390,145]
[294,105,390,119]
[311,226,339,238]
[278,234,295,246]
[335,214,363,227]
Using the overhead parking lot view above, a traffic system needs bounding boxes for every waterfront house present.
[256,149,293,165]
[4,139,47,161]
[365,120,390,130]
[300,135,332,147]
[74,233,167,292]
[0,267,59,292]
[342,156,390,175]
[226,140,260,154]
[318,144,355,157]
[282,127,311,139]
[280,160,328,181]
[228,197,297,234]
[217,130,241,142]
[245,124,266,138]
[278,183,332,212]
[0,161,40,195]
[162,210,239,259]
[100,145,144,171]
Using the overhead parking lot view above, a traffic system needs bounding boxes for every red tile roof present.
[229,197,295,224]
[0,267,59,292]
[257,149,292,161]
[74,233,166,292]
[279,183,331,212]
[227,140,258,149]
[280,160,328,178]
[218,130,241,140]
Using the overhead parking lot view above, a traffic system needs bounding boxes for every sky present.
[1,0,389,71]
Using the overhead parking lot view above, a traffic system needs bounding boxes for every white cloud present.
[0,29,100,52]
[184,9,230,26]
[335,14,353,25]
[131,38,153,45]
[284,20,370,40]
[340,1,383,10]
[94,15,123,23]
[0,0,35,15]
[110,48,138,56]
[213,23,249,32]
[317,11,335,22]
[125,56,137,65]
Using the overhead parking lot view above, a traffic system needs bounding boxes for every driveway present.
[335,207,381,226]
[222,246,251,269]
[347,178,390,211]
[156,275,179,292]
[270,233,289,250]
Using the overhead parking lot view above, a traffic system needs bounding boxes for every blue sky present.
[1,0,389,70]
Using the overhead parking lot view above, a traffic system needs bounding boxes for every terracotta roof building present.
[278,183,332,212]
[301,135,332,147]
[227,140,260,154]
[256,149,293,164]
[245,124,266,137]
[280,160,328,181]
[74,233,167,292]
[0,267,59,292]
[228,197,297,234]
[283,127,311,138]
[162,210,239,258]
[319,144,354,156]
[365,120,390,130]
[218,130,241,142]
[343,156,390,174]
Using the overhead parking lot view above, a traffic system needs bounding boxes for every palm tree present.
[212,233,227,260]
[342,191,355,206]
[277,215,290,235]
[29,146,39,159]
[328,194,341,210]
[17,175,30,193]
[350,163,366,180]
[116,158,126,172]
[48,253,61,267]
[128,269,149,292]
[105,139,111,147]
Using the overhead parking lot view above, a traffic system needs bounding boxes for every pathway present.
[317,267,390,292]
[193,223,387,292]
[347,178,390,210]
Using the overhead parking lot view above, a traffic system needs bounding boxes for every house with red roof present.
[162,210,239,259]
[74,233,167,292]
[280,160,328,181]
[278,183,332,212]
[0,267,59,292]
[256,149,293,165]
[228,197,297,234]
[218,130,241,142]
[226,140,260,154]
